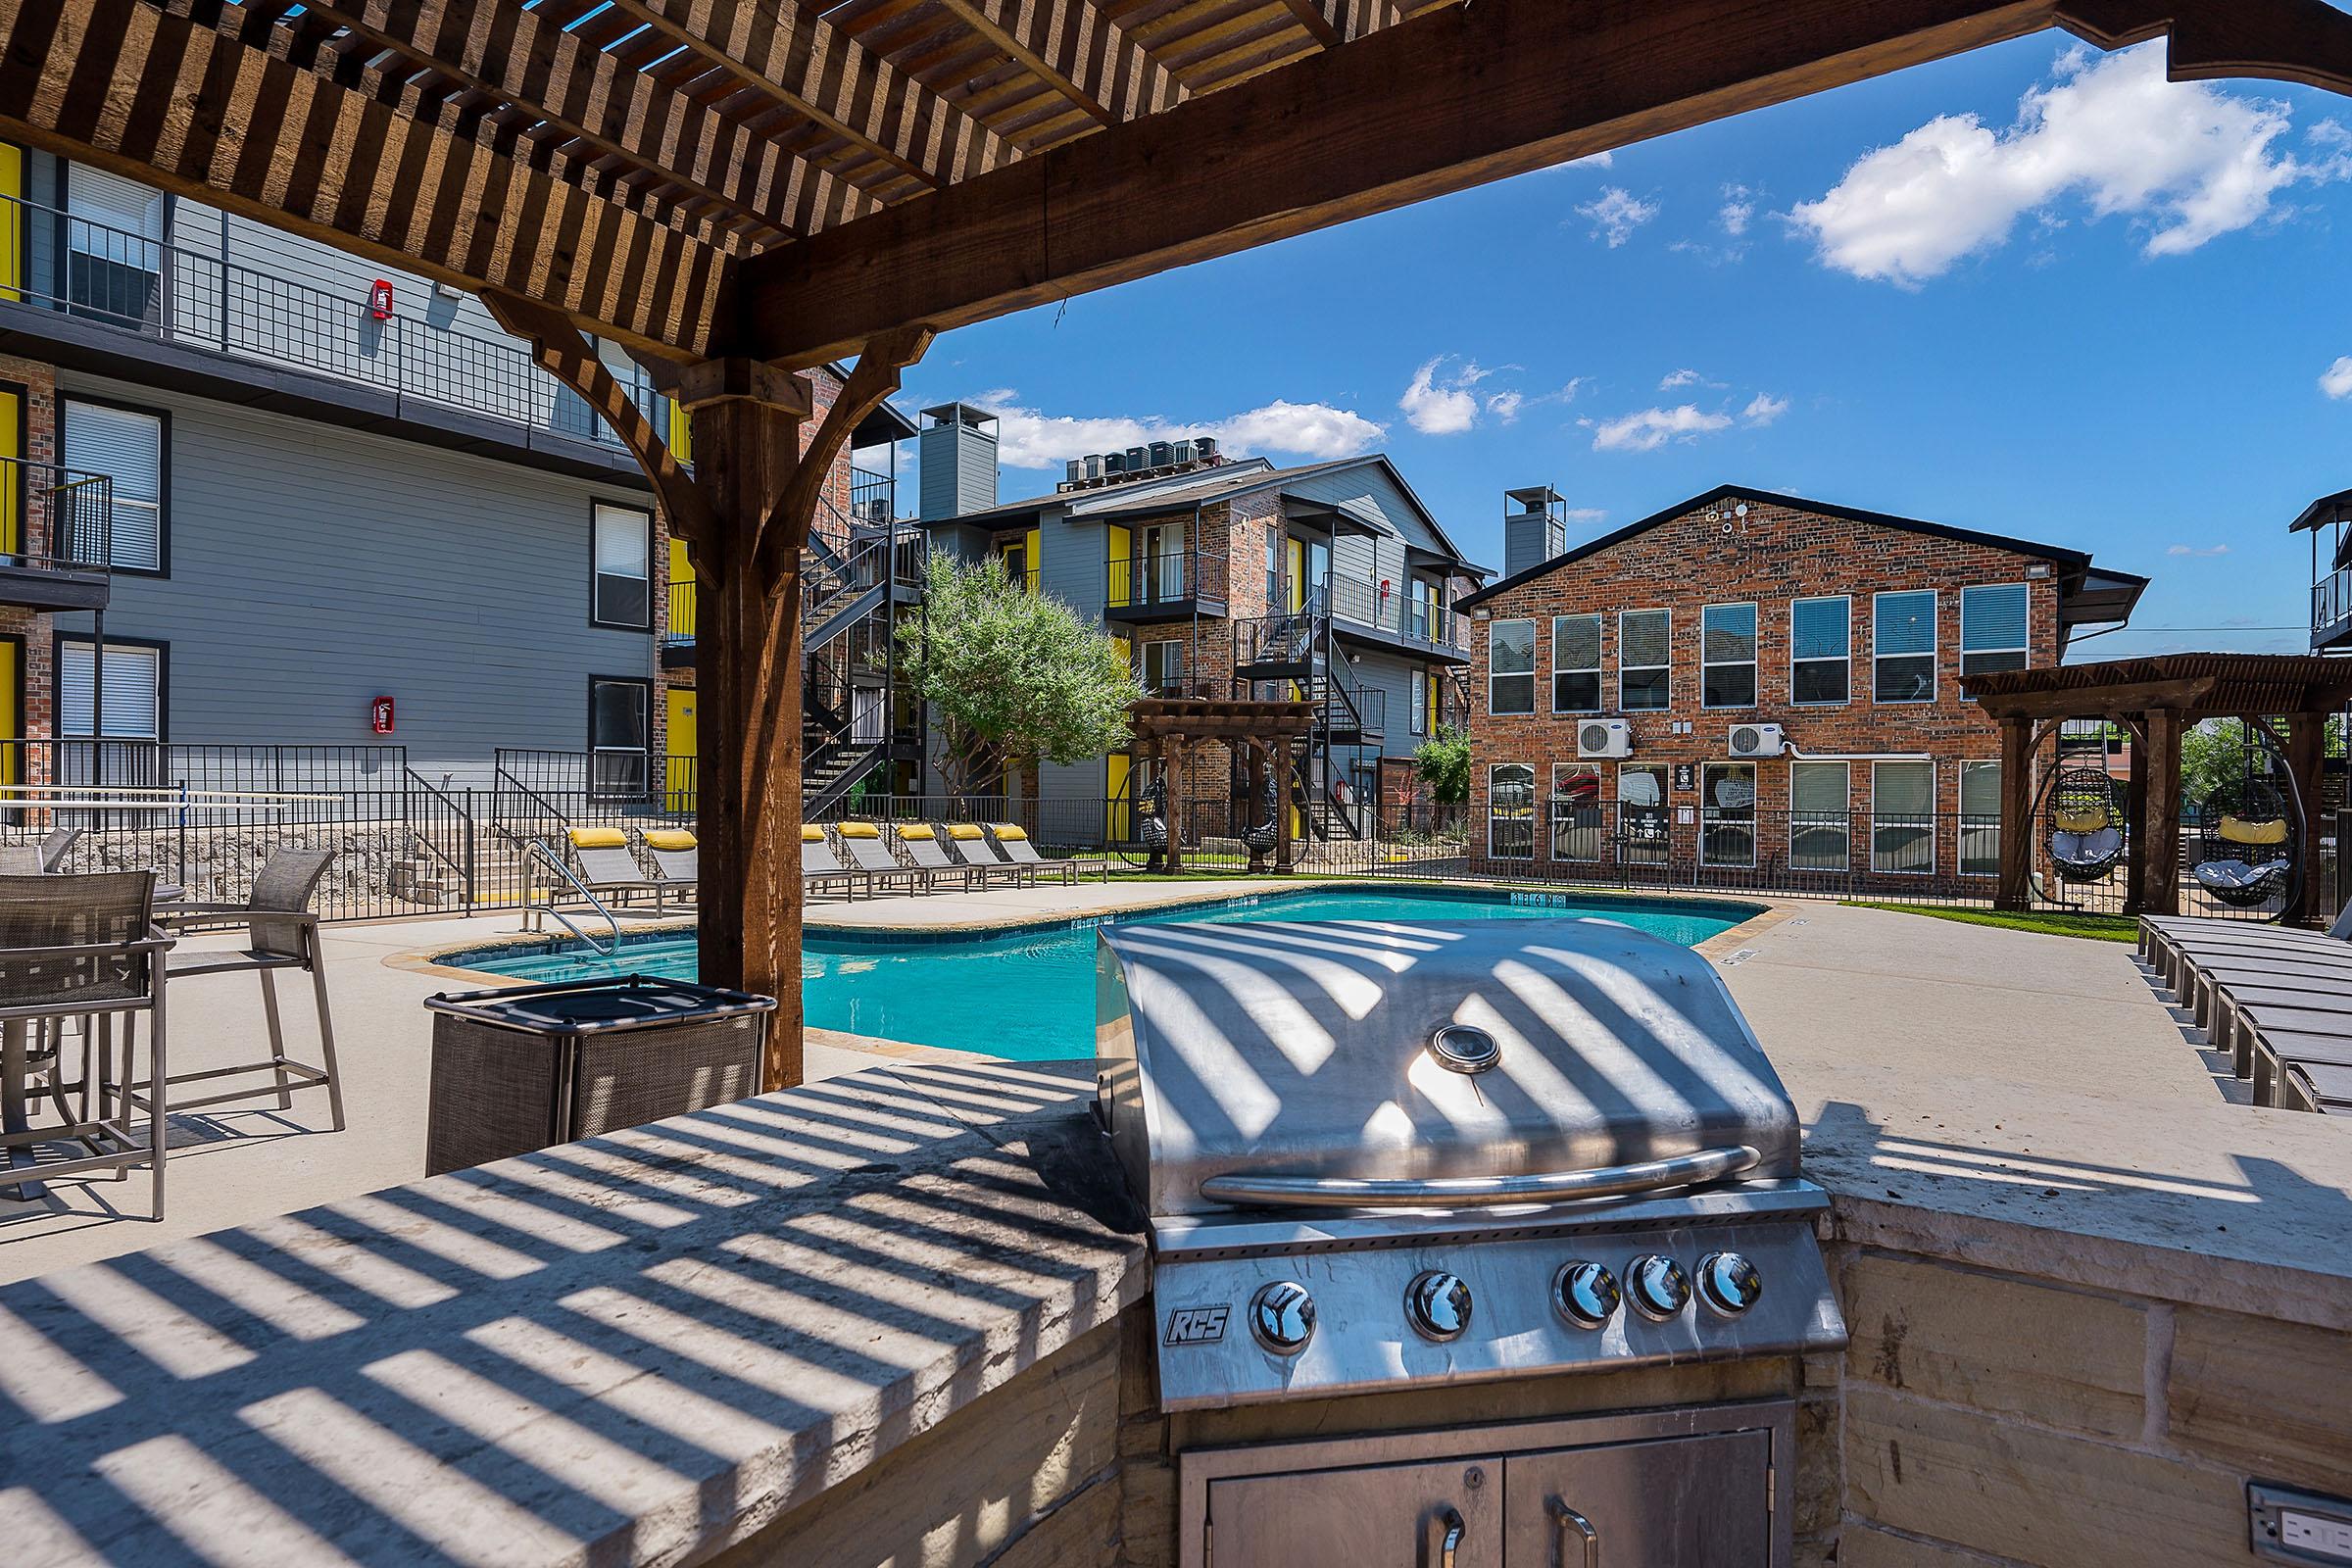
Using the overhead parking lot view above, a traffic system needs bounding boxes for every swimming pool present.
[450,885,1755,1059]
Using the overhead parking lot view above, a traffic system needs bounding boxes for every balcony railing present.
[664,578,697,652]
[1,194,665,456]
[2315,566,2352,647]
[850,465,896,525]
[1106,550,1227,612]
[0,454,112,609]
[1328,572,1464,651]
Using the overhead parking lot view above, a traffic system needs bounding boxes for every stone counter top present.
[0,1060,1147,1568]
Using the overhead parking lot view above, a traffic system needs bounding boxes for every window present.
[1551,763,1603,860]
[1872,760,1936,873]
[1959,760,2002,877]
[1619,762,1669,866]
[1488,618,1536,715]
[1701,762,1756,866]
[61,398,164,572]
[590,502,652,628]
[1489,763,1535,859]
[1620,609,1670,710]
[1961,584,2030,677]
[1874,590,1936,703]
[1410,667,1428,735]
[588,676,651,799]
[64,164,164,325]
[1551,613,1601,712]
[1791,597,1850,706]
[1790,760,1850,871]
[1701,603,1757,709]
[59,637,161,738]
[1141,640,1185,698]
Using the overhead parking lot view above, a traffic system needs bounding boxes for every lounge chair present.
[564,826,677,912]
[801,825,869,901]
[986,822,1095,885]
[890,823,980,890]
[941,822,1027,886]
[834,820,928,894]
[2280,1059,2352,1114]
[38,826,78,871]
[643,828,698,890]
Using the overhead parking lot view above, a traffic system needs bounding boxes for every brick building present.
[1456,486,2147,888]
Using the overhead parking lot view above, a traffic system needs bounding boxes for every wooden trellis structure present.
[4,0,2346,1085]
[1130,697,1315,875]
[1966,655,2352,922]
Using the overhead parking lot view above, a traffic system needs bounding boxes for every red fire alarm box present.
[368,279,394,320]
[370,696,396,735]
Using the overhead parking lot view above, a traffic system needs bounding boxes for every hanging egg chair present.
[2191,776,2293,909]
[2045,766,2126,882]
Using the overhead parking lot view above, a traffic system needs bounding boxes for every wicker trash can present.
[422,975,776,1177]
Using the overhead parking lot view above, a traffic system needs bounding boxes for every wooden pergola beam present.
[932,0,1186,126]
[0,0,732,358]
[1279,0,1400,50]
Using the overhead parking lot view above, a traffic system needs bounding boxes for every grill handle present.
[1197,1145,1760,1209]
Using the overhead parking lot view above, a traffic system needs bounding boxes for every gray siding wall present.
[1039,513,1102,619]
[1285,467,1455,560]
[1348,650,1426,762]
[53,371,658,781]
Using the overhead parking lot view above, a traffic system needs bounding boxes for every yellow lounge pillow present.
[992,823,1029,842]
[897,823,937,840]
[643,829,697,851]
[802,825,828,843]
[837,820,882,839]
[2220,815,2288,847]
[568,827,628,849]
[2053,808,2108,834]
[947,823,986,840]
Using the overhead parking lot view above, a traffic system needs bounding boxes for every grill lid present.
[1095,917,1798,1219]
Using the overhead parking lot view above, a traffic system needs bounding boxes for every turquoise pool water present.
[456,886,1751,1059]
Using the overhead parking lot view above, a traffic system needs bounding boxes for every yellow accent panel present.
[0,144,21,303]
[1026,525,1042,592]
[1287,537,1305,612]
[1106,753,1131,841]
[897,822,937,840]
[568,827,628,849]
[642,828,696,851]
[802,825,828,843]
[947,823,985,840]
[836,820,881,839]
[1106,523,1131,606]
[667,400,693,463]
[2221,815,2288,846]
[991,823,1028,841]
[0,641,17,788]
[0,385,18,557]
[663,685,697,810]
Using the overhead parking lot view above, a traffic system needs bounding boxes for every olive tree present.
[897,551,1143,803]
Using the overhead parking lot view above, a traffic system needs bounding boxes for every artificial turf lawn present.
[1842,901,2141,943]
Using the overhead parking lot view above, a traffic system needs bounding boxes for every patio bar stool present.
[149,849,345,1131]
[0,870,173,1217]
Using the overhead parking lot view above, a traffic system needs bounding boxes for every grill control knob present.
[1627,1254,1692,1321]
[1553,1261,1621,1330]
[1250,1281,1317,1354]
[1405,1270,1474,1342]
[1696,1252,1763,1317]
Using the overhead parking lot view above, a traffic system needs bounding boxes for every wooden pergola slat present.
[931,0,1186,126]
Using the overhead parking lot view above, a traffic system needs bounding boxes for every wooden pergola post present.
[1163,736,1187,876]
[2123,717,2150,917]
[1996,716,2033,911]
[2145,707,2184,917]
[1275,739,1296,873]
[2288,710,2328,925]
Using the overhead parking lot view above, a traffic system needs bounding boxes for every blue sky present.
[893,30,2352,658]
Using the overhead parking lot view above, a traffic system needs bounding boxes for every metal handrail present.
[518,838,619,956]
[1198,1146,1762,1209]
[401,766,476,906]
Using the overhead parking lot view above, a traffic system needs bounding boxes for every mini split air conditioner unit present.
[1728,722,1787,759]
[1578,719,1633,760]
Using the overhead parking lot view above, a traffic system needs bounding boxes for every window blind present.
[59,640,160,738]
[1791,598,1848,661]
[62,400,163,570]
[1875,591,1936,656]
[65,164,165,240]
[591,503,651,627]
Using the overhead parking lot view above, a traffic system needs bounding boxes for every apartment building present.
[0,149,911,802]
[913,411,1487,833]
[1458,485,2147,886]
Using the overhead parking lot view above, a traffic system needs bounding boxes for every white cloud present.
[1788,43,2351,286]
[969,390,1383,468]
[1562,507,1608,523]
[1554,151,1614,171]
[1575,186,1659,247]
[1741,393,1790,426]
[2323,356,2352,399]
[1719,184,1756,236]
[1485,391,1525,423]
[1590,404,1735,453]
[1399,356,1483,434]
[2167,543,2230,557]
[1659,368,1704,390]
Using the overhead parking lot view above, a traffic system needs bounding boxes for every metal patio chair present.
[151,848,345,1131]
[0,871,172,1217]
[38,826,80,872]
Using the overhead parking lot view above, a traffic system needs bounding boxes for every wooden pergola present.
[1129,697,1314,874]
[1966,655,2352,922]
[6,0,2346,1085]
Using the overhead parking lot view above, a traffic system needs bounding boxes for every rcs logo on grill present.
[1162,1303,1230,1346]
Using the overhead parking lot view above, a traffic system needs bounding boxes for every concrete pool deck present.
[0,881,2340,1292]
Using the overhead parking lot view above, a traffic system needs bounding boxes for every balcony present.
[0,195,665,466]
[2315,566,2352,650]
[0,454,112,611]
[1328,572,1470,662]
[662,578,698,668]
[1104,549,1227,621]
[850,465,897,525]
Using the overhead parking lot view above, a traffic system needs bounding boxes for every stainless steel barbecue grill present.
[1095,915,1847,1414]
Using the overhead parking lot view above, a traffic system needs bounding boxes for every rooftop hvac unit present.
[1065,459,1084,484]
[1148,440,1173,468]
[1195,435,1219,461]
[1173,439,1197,465]
[1577,719,1633,760]
[1083,454,1103,481]
[1103,452,1125,475]
[1728,722,1787,759]
[1125,445,1148,472]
